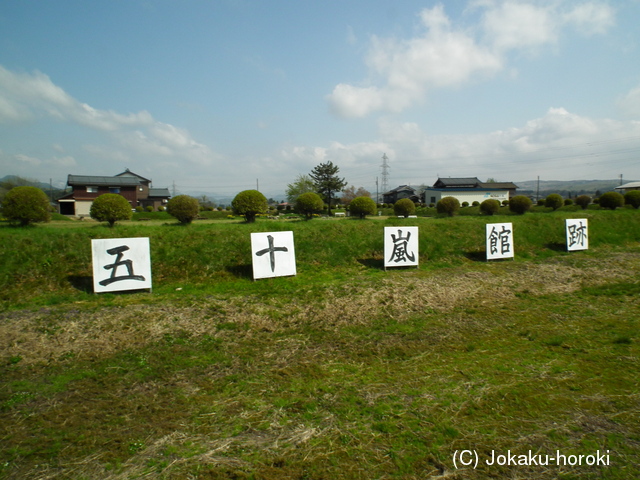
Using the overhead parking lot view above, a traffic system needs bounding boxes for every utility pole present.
[256,178,259,191]
[172,181,176,197]
[536,176,540,203]
[620,174,623,186]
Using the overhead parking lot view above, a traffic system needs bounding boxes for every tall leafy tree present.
[285,174,315,204]
[309,161,347,216]
[341,185,371,205]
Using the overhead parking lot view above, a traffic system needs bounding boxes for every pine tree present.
[309,161,347,216]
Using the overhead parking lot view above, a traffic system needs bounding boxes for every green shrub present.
[90,193,132,227]
[135,206,144,212]
[564,198,573,206]
[2,186,51,226]
[480,199,500,216]
[166,195,200,224]
[575,195,591,210]
[232,190,268,223]
[545,194,564,211]
[598,191,624,210]
[349,196,376,219]
[624,190,640,209]
[436,197,460,217]
[472,201,480,207]
[461,201,469,208]
[393,198,416,218]
[599,192,624,210]
[158,205,165,212]
[295,192,324,219]
[509,195,533,215]
[146,205,154,212]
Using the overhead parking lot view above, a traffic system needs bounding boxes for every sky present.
[1,0,640,200]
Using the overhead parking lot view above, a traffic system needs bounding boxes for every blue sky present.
[1,0,640,199]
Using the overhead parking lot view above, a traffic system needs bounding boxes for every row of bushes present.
[3,186,639,227]
[431,191,638,217]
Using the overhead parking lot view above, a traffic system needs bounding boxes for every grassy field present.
[1,210,639,479]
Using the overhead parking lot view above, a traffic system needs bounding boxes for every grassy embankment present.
[1,209,639,479]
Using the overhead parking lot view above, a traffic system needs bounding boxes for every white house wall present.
[75,200,93,217]
[426,190,509,205]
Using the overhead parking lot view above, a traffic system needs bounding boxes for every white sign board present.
[486,223,514,260]
[91,237,152,293]
[251,231,296,280]
[384,226,419,269]
[566,219,588,251]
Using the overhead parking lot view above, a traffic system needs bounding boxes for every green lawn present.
[1,210,639,479]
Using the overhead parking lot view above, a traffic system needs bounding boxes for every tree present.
[2,186,51,226]
[295,192,324,219]
[198,195,216,210]
[285,174,315,204]
[349,196,376,219]
[393,198,415,218]
[166,195,200,224]
[545,193,564,211]
[90,193,132,227]
[509,195,532,215]
[575,195,591,210]
[309,161,347,216]
[341,185,371,205]
[232,189,268,223]
[480,198,500,216]
[624,190,640,209]
[436,196,460,217]
[598,191,624,210]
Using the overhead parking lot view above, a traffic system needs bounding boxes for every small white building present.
[424,178,518,205]
[615,182,640,193]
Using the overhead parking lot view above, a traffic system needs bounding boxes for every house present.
[58,169,171,216]
[382,185,421,204]
[615,182,640,193]
[424,177,518,205]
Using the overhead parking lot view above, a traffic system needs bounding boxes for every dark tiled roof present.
[434,177,482,188]
[482,182,519,189]
[383,185,416,195]
[148,188,171,198]
[67,175,140,186]
[115,169,151,183]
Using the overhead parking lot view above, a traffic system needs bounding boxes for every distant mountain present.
[514,179,632,197]
[0,175,68,198]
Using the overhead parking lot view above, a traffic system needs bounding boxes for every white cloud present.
[328,4,501,118]
[0,64,222,180]
[15,154,41,166]
[564,2,615,35]
[617,84,640,119]
[481,2,556,51]
[328,1,616,119]
[287,108,640,186]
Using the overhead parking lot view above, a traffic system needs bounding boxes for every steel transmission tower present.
[380,153,390,196]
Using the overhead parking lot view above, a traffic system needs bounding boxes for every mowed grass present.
[1,210,639,479]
